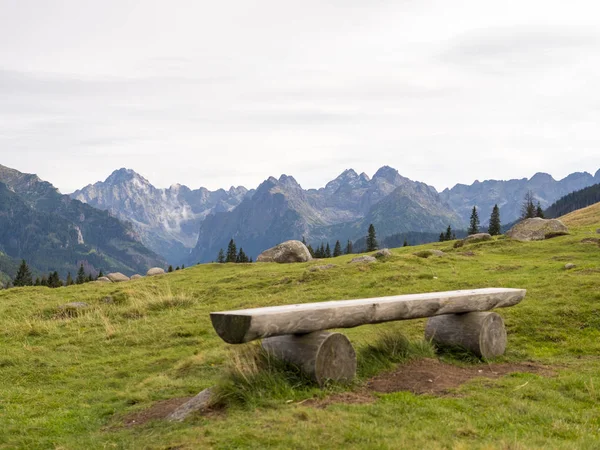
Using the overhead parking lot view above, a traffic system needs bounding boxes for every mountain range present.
[68,165,600,264]
[0,164,165,283]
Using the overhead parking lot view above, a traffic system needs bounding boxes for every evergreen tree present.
[34,277,41,286]
[48,271,62,288]
[468,206,480,235]
[236,247,248,263]
[325,243,331,258]
[13,259,33,287]
[66,272,74,286]
[226,239,237,263]
[366,224,378,251]
[40,275,48,287]
[488,204,501,236]
[445,225,452,241]
[168,265,173,273]
[345,240,353,255]
[86,274,93,282]
[76,263,86,284]
[439,232,445,242]
[217,248,225,263]
[181,264,185,269]
[333,240,342,257]
[317,243,325,258]
[306,244,315,258]
[403,239,409,247]
[521,190,536,219]
[536,202,545,218]
[98,270,104,278]
[175,266,180,271]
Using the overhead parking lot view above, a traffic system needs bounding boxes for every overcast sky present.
[1,0,599,193]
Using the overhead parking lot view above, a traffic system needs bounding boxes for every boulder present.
[96,277,112,283]
[147,267,166,276]
[257,240,312,263]
[60,302,89,310]
[564,263,576,270]
[454,233,492,248]
[308,264,337,272]
[506,218,569,241]
[167,388,214,422]
[106,272,130,283]
[350,256,377,264]
[430,250,445,257]
[373,248,392,258]
[130,274,143,280]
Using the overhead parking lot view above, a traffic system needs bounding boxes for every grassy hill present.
[1,207,599,448]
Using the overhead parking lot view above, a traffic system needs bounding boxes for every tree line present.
[216,239,252,263]
[11,261,102,289]
[439,191,546,241]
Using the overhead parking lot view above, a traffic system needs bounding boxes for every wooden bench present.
[210,288,526,386]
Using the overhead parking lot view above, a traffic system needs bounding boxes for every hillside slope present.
[1,216,599,448]
[560,201,600,228]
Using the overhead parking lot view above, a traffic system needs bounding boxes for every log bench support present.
[262,331,357,386]
[425,312,507,359]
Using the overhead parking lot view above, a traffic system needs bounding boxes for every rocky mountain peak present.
[529,172,554,185]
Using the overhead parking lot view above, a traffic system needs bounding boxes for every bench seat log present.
[210,288,526,344]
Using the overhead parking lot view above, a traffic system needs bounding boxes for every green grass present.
[1,214,600,449]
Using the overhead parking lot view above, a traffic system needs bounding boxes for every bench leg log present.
[262,331,357,387]
[424,312,507,359]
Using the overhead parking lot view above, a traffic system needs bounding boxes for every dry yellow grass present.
[560,201,600,228]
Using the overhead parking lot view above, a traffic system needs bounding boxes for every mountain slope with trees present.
[0,165,165,279]
[545,183,600,219]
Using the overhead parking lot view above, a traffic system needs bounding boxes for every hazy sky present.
[1,0,599,193]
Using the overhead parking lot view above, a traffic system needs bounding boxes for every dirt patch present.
[366,358,550,395]
[122,398,191,427]
[581,237,600,245]
[303,358,551,408]
[120,397,224,427]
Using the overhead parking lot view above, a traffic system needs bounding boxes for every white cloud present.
[0,0,598,193]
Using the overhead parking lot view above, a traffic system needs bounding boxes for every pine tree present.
[366,224,378,251]
[536,202,545,218]
[333,240,342,257]
[217,248,225,263]
[468,206,480,235]
[439,232,445,242]
[226,239,237,263]
[13,260,33,287]
[40,276,48,287]
[488,204,501,236]
[236,248,248,263]
[86,274,93,282]
[48,271,62,288]
[66,272,74,286]
[181,264,185,269]
[317,243,325,258]
[345,240,353,255]
[34,277,41,286]
[175,266,180,271]
[98,270,104,278]
[324,243,331,258]
[403,239,409,247]
[168,265,173,273]
[306,244,315,258]
[445,225,452,241]
[76,263,86,284]
[521,190,536,219]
